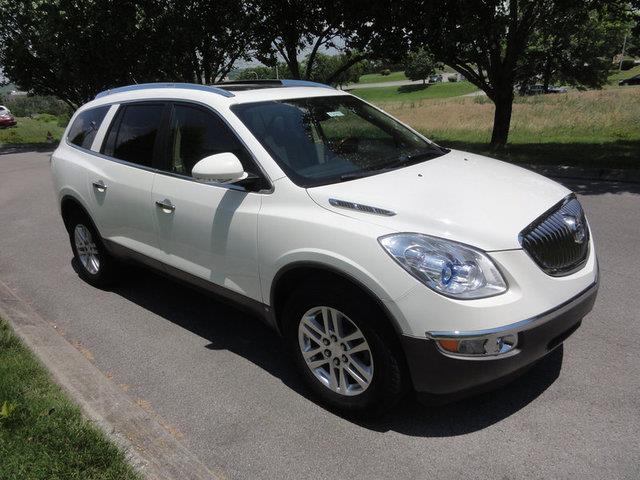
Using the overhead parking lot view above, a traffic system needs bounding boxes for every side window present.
[102,103,164,167]
[67,106,110,149]
[166,104,252,176]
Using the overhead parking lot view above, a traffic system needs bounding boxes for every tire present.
[283,282,407,417]
[67,211,117,288]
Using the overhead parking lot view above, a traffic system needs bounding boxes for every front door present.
[151,102,264,302]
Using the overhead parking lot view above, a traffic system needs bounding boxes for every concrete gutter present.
[0,278,221,480]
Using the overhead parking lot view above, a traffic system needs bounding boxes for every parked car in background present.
[51,80,598,416]
[619,74,640,86]
[428,74,443,83]
[524,84,568,95]
[0,106,17,128]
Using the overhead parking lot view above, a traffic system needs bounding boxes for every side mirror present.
[192,152,247,184]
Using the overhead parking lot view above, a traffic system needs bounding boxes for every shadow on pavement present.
[437,140,640,172]
[97,262,564,437]
[558,178,640,196]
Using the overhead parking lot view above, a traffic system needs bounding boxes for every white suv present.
[51,80,598,415]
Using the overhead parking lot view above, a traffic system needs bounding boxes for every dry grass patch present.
[380,87,640,144]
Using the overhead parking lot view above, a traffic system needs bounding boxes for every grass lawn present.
[0,319,140,480]
[377,87,640,169]
[0,115,66,147]
[607,65,640,85]
[357,66,456,84]
[352,81,478,102]
[357,71,408,84]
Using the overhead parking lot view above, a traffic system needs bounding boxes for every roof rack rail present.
[215,79,334,90]
[95,82,235,100]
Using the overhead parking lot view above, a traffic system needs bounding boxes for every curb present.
[0,143,57,155]
[0,278,221,480]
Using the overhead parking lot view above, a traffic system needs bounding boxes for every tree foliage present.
[0,0,256,108]
[0,0,151,108]
[142,0,255,84]
[307,53,366,86]
[250,0,390,84]
[404,48,440,84]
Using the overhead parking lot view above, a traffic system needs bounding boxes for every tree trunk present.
[542,59,552,92]
[490,91,514,149]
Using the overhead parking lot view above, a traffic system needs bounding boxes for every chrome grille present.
[519,195,589,276]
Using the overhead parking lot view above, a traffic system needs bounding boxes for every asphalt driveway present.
[1,151,638,479]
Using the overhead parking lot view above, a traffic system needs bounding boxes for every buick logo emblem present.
[562,214,586,244]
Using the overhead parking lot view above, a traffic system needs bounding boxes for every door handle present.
[92,180,107,192]
[155,199,176,213]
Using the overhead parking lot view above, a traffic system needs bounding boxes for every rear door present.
[86,102,168,262]
[151,102,265,302]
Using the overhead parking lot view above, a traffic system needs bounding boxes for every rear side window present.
[67,106,109,149]
[102,103,164,167]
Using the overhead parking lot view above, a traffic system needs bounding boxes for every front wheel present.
[283,284,407,416]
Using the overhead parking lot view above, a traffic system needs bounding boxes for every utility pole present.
[619,34,628,71]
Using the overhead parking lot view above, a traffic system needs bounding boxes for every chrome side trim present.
[328,198,396,216]
[426,267,598,340]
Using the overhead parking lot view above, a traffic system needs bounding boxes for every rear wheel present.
[283,283,406,416]
[67,212,117,287]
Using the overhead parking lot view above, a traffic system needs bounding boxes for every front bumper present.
[400,278,598,400]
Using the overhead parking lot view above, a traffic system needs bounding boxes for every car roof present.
[86,80,349,111]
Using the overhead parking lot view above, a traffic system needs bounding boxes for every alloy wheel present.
[74,224,100,275]
[298,306,374,396]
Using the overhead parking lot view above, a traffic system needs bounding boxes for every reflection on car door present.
[151,103,263,301]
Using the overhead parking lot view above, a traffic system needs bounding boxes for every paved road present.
[1,151,639,480]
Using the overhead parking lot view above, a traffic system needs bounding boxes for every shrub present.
[0,95,70,117]
[58,114,70,128]
[380,69,391,76]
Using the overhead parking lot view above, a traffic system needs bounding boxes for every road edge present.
[0,278,221,480]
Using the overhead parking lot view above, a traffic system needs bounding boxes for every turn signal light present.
[435,334,517,357]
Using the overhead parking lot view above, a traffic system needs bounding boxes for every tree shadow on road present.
[104,264,564,437]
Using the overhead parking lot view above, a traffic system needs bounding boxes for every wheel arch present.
[60,194,99,235]
[270,261,406,341]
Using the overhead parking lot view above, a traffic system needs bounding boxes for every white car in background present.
[51,80,598,416]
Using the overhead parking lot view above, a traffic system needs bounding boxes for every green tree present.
[402,0,632,148]
[142,0,256,84]
[0,0,256,108]
[307,53,366,86]
[523,3,632,91]
[232,64,292,80]
[251,0,377,83]
[0,0,152,108]
[404,48,440,85]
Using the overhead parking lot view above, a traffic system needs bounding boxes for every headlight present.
[379,233,507,299]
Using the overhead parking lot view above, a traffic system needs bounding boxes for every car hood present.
[306,150,571,251]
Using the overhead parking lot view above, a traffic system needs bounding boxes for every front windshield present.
[231,95,447,187]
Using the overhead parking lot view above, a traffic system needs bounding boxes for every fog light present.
[434,333,517,357]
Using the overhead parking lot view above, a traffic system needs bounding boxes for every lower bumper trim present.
[401,280,598,398]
